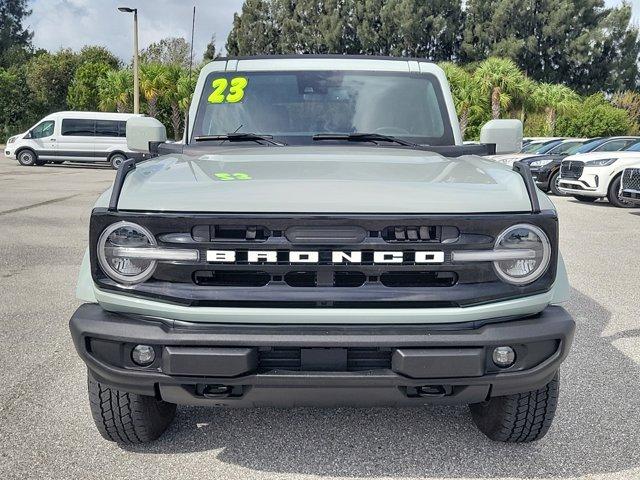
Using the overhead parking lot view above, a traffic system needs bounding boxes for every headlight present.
[97,221,199,285]
[493,224,551,285]
[586,158,617,166]
[7,136,16,144]
[530,159,553,167]
[98,222,158,284]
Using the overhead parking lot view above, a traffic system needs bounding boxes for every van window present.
[32,120,55,138]
[62,119,95,136]
[118,121,127,137]
[95,120,120,137]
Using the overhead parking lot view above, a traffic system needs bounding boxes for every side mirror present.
[480,119,523,154]
[126,116,167,152]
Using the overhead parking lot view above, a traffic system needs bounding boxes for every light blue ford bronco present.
[70,56,574,444]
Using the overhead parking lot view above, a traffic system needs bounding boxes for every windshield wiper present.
[312,133,422,148]
[194,133,286,146]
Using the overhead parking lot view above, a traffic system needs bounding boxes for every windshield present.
[566,139,603,155]
[547,141,585,155]
[192,71,454,145]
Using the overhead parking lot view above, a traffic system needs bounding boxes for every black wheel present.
[87,372,176,444]
[109,153,127,170]
[607,174,634,208]
[469,372,559,442]
[573,195,597,203]
[17,149,37,166]
[549,171,565,196]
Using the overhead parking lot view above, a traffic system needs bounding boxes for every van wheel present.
[87,372,176,444]
[17,149,37,166]
[607,174,634,208]
[469,371,559,442]
[109,153,127,170]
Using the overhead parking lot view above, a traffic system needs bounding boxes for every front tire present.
[17,149,37,166]
[469,372,559,442]
[573,195,597,203]
[607,174,634,208]
[109,153,127,170]
[87,372,176,444]
[549,171,565,196]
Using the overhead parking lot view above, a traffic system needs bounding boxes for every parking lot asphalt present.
[0,156,639,480]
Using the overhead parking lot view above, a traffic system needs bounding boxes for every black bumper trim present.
[69,304,575,406]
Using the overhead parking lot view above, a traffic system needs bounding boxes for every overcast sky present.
[28,0,639,62]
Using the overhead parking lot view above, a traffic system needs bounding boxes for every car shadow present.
[39,162,112,171]
[123,288,640,478]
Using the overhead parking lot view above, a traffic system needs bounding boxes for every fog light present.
[132,344,155,366]
[492,346,516,368]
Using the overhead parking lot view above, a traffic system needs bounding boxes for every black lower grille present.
[622,168,640,191]
[258,347,392,371]
[561,160,584,179]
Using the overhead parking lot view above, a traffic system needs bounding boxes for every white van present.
[4,111,144,169]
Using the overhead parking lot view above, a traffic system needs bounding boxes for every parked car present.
[490,138,564,165]
[620,167,640,206]
[69,55,574,445]
[4,111,143,169]
[525,138,597,195]
[558,137,640,207]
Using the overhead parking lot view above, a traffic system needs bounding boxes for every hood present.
[564,151,640,163]
[487,153,539,166]
[106,146,539,213]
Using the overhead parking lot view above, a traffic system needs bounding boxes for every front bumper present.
[70,303,575,407]
[558,167,609,197]
[621,189,640,206]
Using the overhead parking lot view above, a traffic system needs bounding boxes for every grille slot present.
[258,347,392,372]
[561,161,584,179]
[191,225,271,242]
[380,271,457,288]
[193,270,270,287]
[622,168,640,191]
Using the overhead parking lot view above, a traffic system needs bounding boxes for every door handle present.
[51,138,56,141]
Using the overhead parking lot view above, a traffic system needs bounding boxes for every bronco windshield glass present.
[192,71,454,145]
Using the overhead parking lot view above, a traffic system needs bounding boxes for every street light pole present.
[118,7,140,114]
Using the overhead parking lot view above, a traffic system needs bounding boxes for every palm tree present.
[473,57,527,119]
[532,83,579,135]
[97,69,133,112]
[139,63,170,118]
[439,62,485,139]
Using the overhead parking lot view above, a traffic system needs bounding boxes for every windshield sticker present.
[214,172,252,181]
[208,77,248,104]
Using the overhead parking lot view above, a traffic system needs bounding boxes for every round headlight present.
[493,224,551,285]
[97,221,157,285]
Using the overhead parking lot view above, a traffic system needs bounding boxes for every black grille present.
[90,210,559,308]
[561,160,584,179]
[622,168,640,191]
[258,347,392,371]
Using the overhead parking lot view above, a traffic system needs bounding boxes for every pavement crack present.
[0,194,80,216]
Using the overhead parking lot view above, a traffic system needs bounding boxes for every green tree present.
[226,0,280,55]
[439,62,486,139]
[531,83,579,135]
[461,0,640,94]
[140,37,191,68]
[611,90,640,133]
[473,57,527,119]
[67,62,114,111]
[0,64,40,142]
[556,94,631,137]
[26,49,79,112]
[77,46,120,69]
[139,63,169,118]
[98,69,133,113]
[203,35,220,62]
[0,0,33,68]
